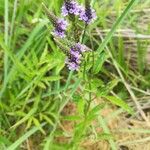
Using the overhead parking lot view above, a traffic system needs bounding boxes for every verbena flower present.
[65,43,90,71]
[42,4,68,38]
[53,18,68,38]
[79,1,97,24]
[54,39,91,71]
[61,0,81,16]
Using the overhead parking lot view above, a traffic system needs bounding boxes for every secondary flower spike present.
[54,39,91,71]
[79,0,97,24]
[54,18,68,38]
[66,43,90,71]
[61,0,82,16]
[42,3,68,38]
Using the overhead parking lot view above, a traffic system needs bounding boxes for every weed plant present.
[0,0,150,150]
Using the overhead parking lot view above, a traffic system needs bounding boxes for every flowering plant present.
[43,0,97,71]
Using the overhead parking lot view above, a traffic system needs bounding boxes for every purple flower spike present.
[66,59,80,71]
[42,4,68,38]
[79,8,97,24]
[65,43,90,71]
[75,43,86,52]
[61,0,81,17]
[79,2,97,24]
[53,18,68,38]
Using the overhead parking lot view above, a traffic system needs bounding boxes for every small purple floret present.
[53,18,68,38]
[65,43,89,71]
[79,7,97,24]
[61,1,81,16]
[66,58,80,71]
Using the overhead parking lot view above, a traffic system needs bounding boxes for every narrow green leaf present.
[33,118,45,134]
[7,123,46,150]
[93,52,108,74]
[89,103,105,115]
[104,96,133,114]
[77,98,86,116]
[96,0,138,54]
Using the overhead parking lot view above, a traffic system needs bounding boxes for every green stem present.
[81,24,87,43]
[85,75,92,117]
[90,35,95,71]
[81,24,88,80]
[85,34,95,117]
[64,70,74,91]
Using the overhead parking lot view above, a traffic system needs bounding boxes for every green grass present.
[0,0,150,149]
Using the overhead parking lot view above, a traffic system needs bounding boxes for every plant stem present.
[85,75,92,117]
[85,33,95,117]
[81,24,88,80]
[81,24,87,43]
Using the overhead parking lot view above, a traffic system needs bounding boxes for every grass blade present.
[96,0,138,54]
[7,123,46,150]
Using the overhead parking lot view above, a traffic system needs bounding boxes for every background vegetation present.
[0,0,150,149]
